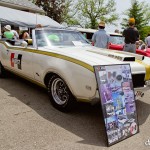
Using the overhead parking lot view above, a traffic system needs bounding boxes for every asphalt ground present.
[0,73,150,150]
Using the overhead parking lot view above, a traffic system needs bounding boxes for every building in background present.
[0,0,44,14]
[0,0,62,39]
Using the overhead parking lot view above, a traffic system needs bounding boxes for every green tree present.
[33,0,78,25]
[33,0,66,23]
[75,0,118,29]
[141,26,150,41]
[121,0,150,40]
[61,0,79,26]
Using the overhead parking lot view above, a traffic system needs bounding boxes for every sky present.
[106,0,150,32]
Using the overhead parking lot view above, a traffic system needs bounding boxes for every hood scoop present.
[107,54,135,61]
[123,57,135,61]
[87,50,136,62]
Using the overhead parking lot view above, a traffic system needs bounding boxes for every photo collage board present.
[94,64,139,146]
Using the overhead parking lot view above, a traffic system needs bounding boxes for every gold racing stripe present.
[0,41,94,73]
[135,59,150,81]
[2,41,150,80]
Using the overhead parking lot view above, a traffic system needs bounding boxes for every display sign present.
[94,64,139,146]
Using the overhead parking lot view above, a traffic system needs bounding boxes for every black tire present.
[47,75,76,112]
[0,62,5,78]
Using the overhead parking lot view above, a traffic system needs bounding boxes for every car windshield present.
[109,35,124,45]
[35,29,90,47]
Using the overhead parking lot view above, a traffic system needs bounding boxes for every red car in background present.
[108,32,124,50]
[75,27,150,57]
[108,32,150,57]
[136,48,150,57]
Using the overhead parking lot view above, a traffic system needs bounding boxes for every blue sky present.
[106,0,150,32]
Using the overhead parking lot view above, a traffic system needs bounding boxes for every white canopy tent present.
[0,6,62,28]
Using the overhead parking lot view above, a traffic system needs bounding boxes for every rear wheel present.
[0,62,5,78]
[47,75,76,112]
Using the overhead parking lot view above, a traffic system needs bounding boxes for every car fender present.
[42,59,97,100]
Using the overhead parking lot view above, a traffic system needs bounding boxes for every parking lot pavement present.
[0,74,150,150]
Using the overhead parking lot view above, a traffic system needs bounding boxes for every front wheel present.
[0,62,5,78]
[47,75,76,112]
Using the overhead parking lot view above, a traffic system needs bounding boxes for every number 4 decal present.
[10,53,22,70]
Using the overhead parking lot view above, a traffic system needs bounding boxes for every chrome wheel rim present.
[51,78,69,105]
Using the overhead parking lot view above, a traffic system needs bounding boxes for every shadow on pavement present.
[0,74,150,147]
[0,74,107,147]
[136,100,150,125]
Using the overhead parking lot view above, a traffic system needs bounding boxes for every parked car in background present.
[107,32,124,50]
[70,27,97,42]
[74,27,150,58]
[74,27,124,50]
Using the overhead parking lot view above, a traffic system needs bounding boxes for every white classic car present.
[0,28,150,111]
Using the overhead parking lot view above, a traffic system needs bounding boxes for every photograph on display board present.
[94,64,139,146]
[100,84,112,103]
[121,65,132,82]
[99,71,108,84]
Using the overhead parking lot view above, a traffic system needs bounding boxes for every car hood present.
[41,45,150,75]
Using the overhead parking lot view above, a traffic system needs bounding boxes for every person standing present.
[20,30,30,40]
[145,33,150,48]
[11,26,19,40]
[3,25,14,39]
[36,24,43,28]
[114,29,120,33]
[123,18,139,53]
[92,21,109,48]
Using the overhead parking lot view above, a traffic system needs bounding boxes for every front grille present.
[132,74,145,88]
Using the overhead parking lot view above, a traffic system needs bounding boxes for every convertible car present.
[0,28,150,111]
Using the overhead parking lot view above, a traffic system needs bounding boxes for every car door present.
[1,43,34,79]
[13,48,34,78]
